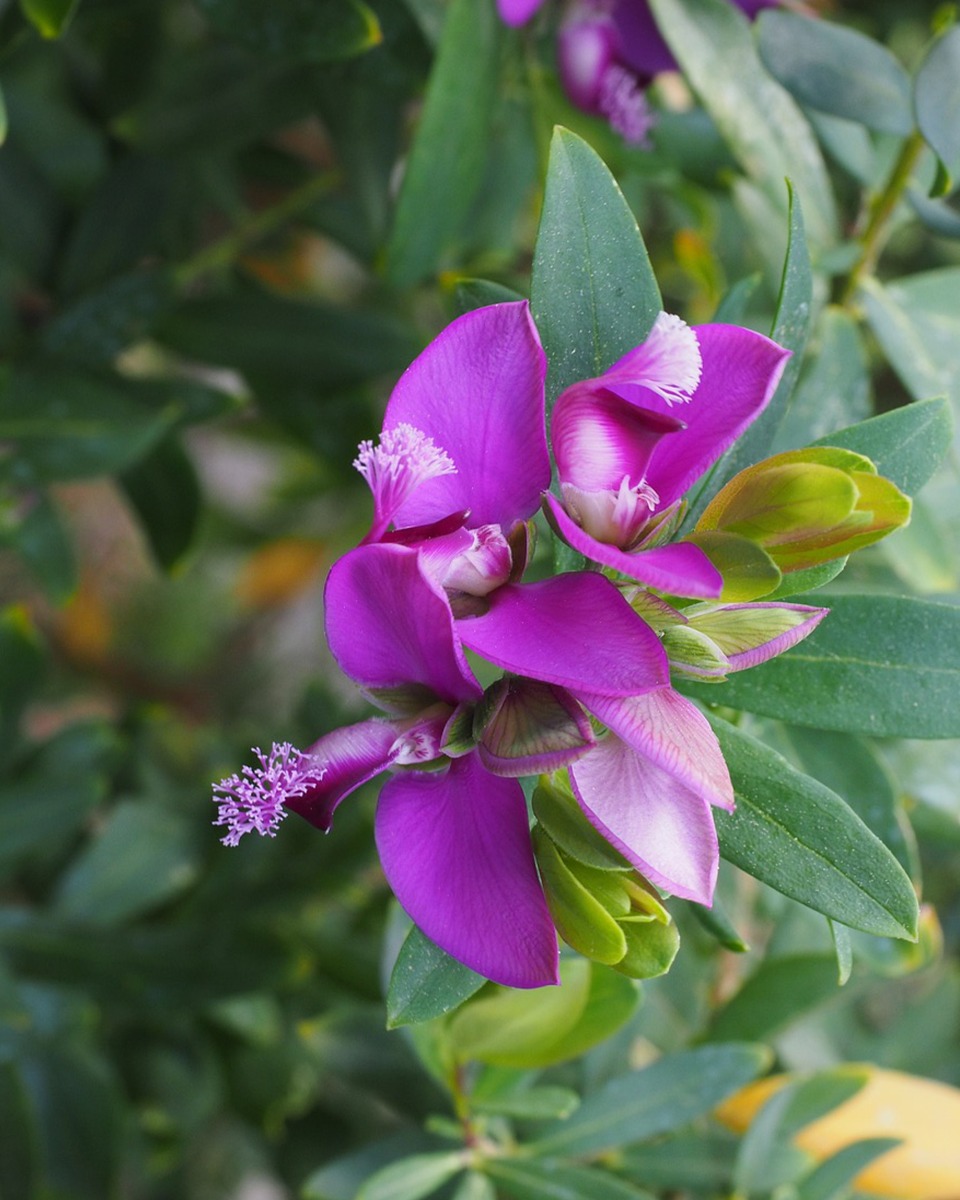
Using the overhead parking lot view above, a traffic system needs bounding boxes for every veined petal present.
[375,755,560,988]
[457,573,669,697]
[602,312,702,407]
[284,719,402,832]
[687,602,829,671]
[543,493,723,597]
[570,735,720,905]
[325,543,481,705]
[384,302,549,529]
[551,387,684,493]
[576,688,735,812]
[639,324,791,509]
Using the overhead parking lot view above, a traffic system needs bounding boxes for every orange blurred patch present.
[55,577,113,666]
[235,538,327,610]
[716,1066,960,1199]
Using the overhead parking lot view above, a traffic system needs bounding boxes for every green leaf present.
[456,278,525,313]
[384,0,499,286]
[0,607,45,733]
[42,269,175,368]
[762,557,847,602]
[356,1152,466,1200]
[527,1043,771,1158]
[196,0,381,61]
[812,397,953,499]
[155,291,419,386]
[473,1087,580,1121]
[120,437,202,571]
[53,801,201,926]
[0,366,181,483]
[452,1173,496,1200]
[386,925,485,1028]
[648,0,836,251]
[0,85,6,145]
[485,1160,656,1200]
[915,27,960,187]
[706,954,842,1043]
[830,920,853,986]
[617,1132,738,1192]
[859,270,960,406]
[691,594,960,740]
[733,1068,870,1197]
[794,1137,901,1200]
[530,127,661,410]
[7,492,77,603]
[707,716,919,940]
[448,958,591,1066]
[781,727,918,881]
[775,306,871,451]
[757,10,913,135]
[18,0,81,38]
[0,1062,38,1200]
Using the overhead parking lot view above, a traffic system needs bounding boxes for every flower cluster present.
[498,0,780,145]
[213,301,909,989]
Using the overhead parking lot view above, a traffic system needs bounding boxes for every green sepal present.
[685,530,782,602]
[614,913,681,980]
[533,828,628,966]
[532,774,631,871]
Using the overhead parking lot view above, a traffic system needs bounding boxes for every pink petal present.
[576,688,735,811]
[569,735,720,905]
[285,719,401,832]
[375,755,560,988]
[457,573,669,697]
[543,493,723,597]
[700,602,829,671]
[383,303,549,530]
[324,543,481,705]
[634,324,791,509]
[497,0,545,24]
[602,312,703,407]
[551,386,684,492]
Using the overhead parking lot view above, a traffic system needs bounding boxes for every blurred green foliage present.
[0,0,959,1197]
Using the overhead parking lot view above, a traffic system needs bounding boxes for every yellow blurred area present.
[716,1066,960,1199]
[55,577,113,666]
[235,538,327,610]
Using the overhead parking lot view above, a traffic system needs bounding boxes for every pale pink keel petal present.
[638,325,791,509]
[570,736,720,905]
[384,302,549,529]
[284,719,402,832]
[602,312,702,407]
[375,755,560,988]
[576,688,735,812]
[543,493,723,597]
[458,573,669,697]
[325,543,481,705]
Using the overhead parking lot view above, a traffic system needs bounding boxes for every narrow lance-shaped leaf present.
[531,127,661,410]
[648,0,836,250]
[384,0,500,286]
[706,715,919,940]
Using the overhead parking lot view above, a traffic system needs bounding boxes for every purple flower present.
[543,311,791,597]
[353,300,550,603]
[497,0,780,143]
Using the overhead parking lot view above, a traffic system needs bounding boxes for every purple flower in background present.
[543,311,791,596]
[497,0,779,143]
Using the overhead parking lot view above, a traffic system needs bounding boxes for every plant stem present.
[173,170,341,288]
[838,130,926,307]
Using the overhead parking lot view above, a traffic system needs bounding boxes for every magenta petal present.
[576,688,734,812]
[324,543,481,704]
[497,0,545,24]
[639,325,791,508]
[458,573,669,697]
[570,735,719,905]
[384,303,549,529]
[285,719,400,832]
[551,386,684,492]
[543,493,723,597]
[375,755,560,988]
